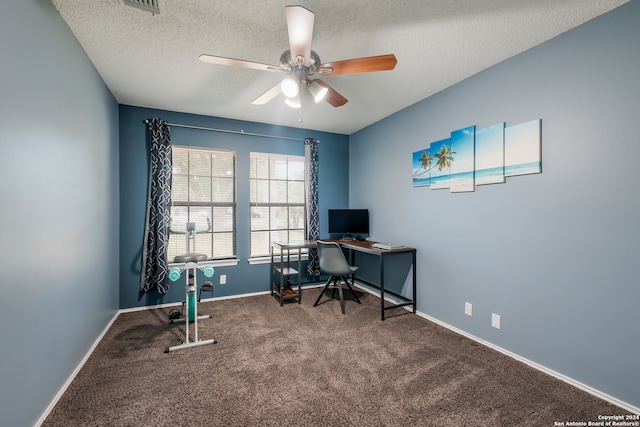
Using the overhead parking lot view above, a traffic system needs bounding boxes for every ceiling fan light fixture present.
[285,95,301,109]
[281,77,299,98]
[308,80,328,103]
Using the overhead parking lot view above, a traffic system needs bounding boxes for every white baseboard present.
[351,281,640,415]
[37,285,329,425]
[35,310,121,427]
[120,284,326,311]
[415,312,640,415]
[37,285,639,427]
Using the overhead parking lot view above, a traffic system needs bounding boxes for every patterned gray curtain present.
[305,138,320,276]
[140,118,173,293]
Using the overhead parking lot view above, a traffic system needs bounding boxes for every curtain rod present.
[148,121,313,142]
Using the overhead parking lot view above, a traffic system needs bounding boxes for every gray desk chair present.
[314,241,362,314]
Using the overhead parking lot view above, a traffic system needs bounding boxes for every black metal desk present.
[270,240,417,320]
[329,240,417,320]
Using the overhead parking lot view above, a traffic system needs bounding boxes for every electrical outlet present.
[465,302,473,316]
[220,275,226,285]
[491,313,501,329]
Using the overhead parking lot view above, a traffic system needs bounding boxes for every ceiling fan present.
[198,5,397,108]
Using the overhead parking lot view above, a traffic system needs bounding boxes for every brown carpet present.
[43,287,629,426]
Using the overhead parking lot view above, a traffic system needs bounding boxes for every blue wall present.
[2,1,637,425]
[119,106,349,309]
[349,2,640,409]
[0,1,120,426]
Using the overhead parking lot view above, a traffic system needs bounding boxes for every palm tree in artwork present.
[434,144,456,171]
[413,150,433,177]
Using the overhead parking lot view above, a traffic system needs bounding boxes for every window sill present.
[249,254,309,265]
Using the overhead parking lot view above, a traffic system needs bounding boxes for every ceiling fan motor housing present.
[280,49,321,74]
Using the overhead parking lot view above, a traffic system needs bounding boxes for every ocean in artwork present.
[475,166,505,185]
[413,175,431,187]
[419,164,540,189]
[504,161,541,176]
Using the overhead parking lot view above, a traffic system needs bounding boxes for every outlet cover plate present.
[465,302,473,316]
[220,275,226,285]
[491,313,501,329]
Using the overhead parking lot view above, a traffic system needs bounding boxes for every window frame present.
[167,146,237,264]
[249,152,307,259]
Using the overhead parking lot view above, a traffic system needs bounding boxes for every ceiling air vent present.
[121,0,161,15]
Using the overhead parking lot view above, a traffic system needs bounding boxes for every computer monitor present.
[327,209,369,239]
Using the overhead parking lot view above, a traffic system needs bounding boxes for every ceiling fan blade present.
[199,54,281,73]
[313,79,348,107]
[318,54,397,76]
[285,5,314,66]
[251,82,282,105]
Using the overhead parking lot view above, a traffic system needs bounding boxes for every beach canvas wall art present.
[412,119,541,192]
[475,122,506,186]
[429,138,453,190]
[412,147,432,187]
[505,119,541,176]
[411,119,542,193]
[450,126,476,193]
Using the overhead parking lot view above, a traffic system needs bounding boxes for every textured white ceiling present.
[52,0,627,135]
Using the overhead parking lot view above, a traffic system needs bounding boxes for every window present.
[250,153,306,257]
[168,146,236,261]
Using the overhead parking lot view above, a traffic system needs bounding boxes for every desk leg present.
[280,247,285,306]
[380,250,416,319]
[380,253,386,321]
[270,250,274,297]
[412,250,417,314]
[297,248,302,304]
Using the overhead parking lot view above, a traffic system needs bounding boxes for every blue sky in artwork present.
[476,123,505,170]
[450,126,475,173]
[505,119,541,167]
